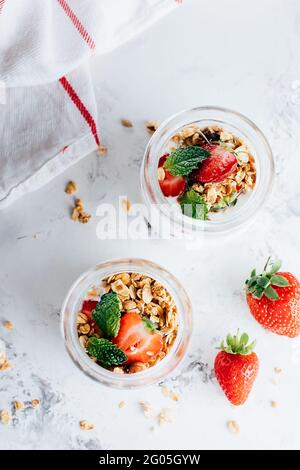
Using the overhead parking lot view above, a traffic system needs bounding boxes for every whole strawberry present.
[246,258,300,338]
[214,331,259,406]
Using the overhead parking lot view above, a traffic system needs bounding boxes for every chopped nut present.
[79,420,95,430]
[220,131,233,142]
[0,410,11,425]
[113,367,125,374]
[65,180,77,195]
[274,367,283,374]
[79,335,89,348]
[158,408,172,425]
[227,420,240,434]
[111,279,130,298]
[121,198,132,213]
[31,399,40,408]
[98,145,108,155]
[14,400,24,411]
[121,118,133,128]
[129,362,147,373]
[3,320,14,331]
[146,120,159,134]
[142,285,152,304]
[118,401,126,409]
[123,300,137,311]
[77,312,88,325]
[206,185,218,205]
[271,400,278,408]
[140,401,153,418]
[87,288,98,297]
[78,323,91,335]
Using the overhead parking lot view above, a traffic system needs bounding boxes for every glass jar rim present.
[141,106,275,236]
[61,258,193,389]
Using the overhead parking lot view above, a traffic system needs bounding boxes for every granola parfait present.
[61,259,192,388]
[141,107,274,237]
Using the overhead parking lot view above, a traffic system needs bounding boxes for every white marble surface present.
[1,0,300,450]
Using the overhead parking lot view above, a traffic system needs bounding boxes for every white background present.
[1,0,300,450]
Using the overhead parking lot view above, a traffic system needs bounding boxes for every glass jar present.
[61,258,193,389]
[140,106,274,239]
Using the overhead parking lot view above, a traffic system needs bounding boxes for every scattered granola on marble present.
[0,409,11,425]
[65,180,77,195]
[79,420,95,430]
[3,320,14,331]
[121,197,132,213]
[121,118,133,128]
[76,273,179,374]
[0,352,12,372]
[98,145,108,155]
[227,420,240,434]
[71,198,92,224]
[146,120,159,134]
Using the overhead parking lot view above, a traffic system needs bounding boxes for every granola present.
[77,273,179,374]
[98,145,108,155]
[121,118,133,128]
[14,400,24,411]
[0,352,12,371]
[79,420,95,430]
[71,198,92,224]
[65,180,77,195]
[0,409,11,425]
[146,120,159,134]
[227,420,240,434]
[3,320,14,331]
[158,125,256,220]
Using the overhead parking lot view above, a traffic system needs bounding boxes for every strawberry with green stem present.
[246,258,300,338]
[214,330,259,406]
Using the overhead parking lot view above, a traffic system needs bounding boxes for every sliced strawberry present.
[81,300,98,321]
[159,171,186,197]
[158,154,169,167]
[113,312,163,364]
[158,153,186,197]
[193,143,237,183]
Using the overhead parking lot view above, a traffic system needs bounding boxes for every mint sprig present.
[164,146,210,176]
[91,292,121,337]
[246,258,290,301]
[87,337,127,367]
[178,188,208,220]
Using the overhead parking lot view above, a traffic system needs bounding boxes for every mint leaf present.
[91,292,121,338]
[87,337,127,367]
[164,146,210,176]
[178,189,208,220]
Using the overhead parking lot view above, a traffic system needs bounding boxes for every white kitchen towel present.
[0,0,178,208]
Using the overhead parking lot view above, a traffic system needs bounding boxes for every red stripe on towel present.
[59,76,100,146]
[57,0,96,50]
[0,0,5,15]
